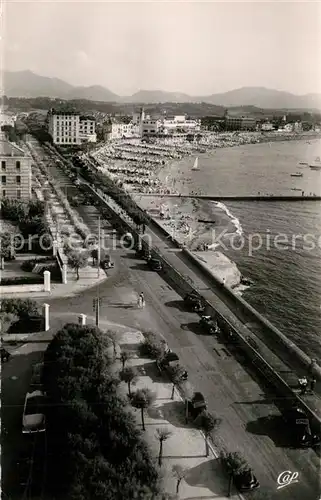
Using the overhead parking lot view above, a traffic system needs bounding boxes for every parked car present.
[148,258,162,271]
[233,469,260,492]
[199,315,218,334]
[184,292,205,312]
[100,257,115,269]
[284,406,320,448]
[186,392,207,420]
[22,390,46,434]
[30,362,44,389]
[1,348,11,362]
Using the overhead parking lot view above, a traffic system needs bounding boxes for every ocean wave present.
[214,201,243,236]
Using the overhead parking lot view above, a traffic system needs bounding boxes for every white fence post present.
[78,314,87,326]
[43,303,50,331]
[43,270,51,292]
[62,264,67,284]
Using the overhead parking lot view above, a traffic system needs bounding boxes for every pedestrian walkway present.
[116,328,241,500]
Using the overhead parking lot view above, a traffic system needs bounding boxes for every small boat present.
[191,157,200,171]
[198,219,216,224]
[309,157,321,170]
[290,172,303,177]
[299,161,308,165]
[291,188,302,191]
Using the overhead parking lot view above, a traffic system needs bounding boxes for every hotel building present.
[0,135,32,200]
[48,109,97,145]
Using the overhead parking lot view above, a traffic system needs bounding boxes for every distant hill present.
[122,90,196,103]
[3,71,321,110]
[202,87,321,110]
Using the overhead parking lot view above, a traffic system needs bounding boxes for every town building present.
[224,115,257,131]
[47,109,97,145]
[261,121,274,131]
[0,111,16,128]
[0,134,32,200]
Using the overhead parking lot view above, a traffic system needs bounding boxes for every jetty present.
[135,194,321,201]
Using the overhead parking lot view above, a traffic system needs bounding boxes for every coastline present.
[92,132,320,291]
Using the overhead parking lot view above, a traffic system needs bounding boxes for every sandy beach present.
[90,131,319,290]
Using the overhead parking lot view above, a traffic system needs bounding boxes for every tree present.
[220,450,248,497]
[120,366,138,396]
[67,250,88,280]
[167,364,186,400]
[195,411,221,456]
[172,464,187,495]
[42,323,161,498]
[139,331,167,360]
[120,350,131,369]
[131,388,156,431]
[106,330,119,360]
[156,428,172,466]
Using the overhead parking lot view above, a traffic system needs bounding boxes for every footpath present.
[114,325,241,500]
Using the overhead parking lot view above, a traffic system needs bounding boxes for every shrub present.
[0,276,44,286]
[1,298,39,318]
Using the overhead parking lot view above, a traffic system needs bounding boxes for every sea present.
[163,138,321,359]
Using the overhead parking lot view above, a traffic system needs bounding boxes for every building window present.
[1,161,6,170]
[17,189,21,199]
[16,175,21,184]
[16,161,21,170]
[2,189,6,197]
[1,175,6,184]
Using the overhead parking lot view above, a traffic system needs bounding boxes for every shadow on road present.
[246,415,293,448]
[164,299,185,312]
[130,263,151,271]
[184,457,228,497]
[2,349,46,499]
[180,322,203,335]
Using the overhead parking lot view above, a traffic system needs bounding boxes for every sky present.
[3,1,321,96]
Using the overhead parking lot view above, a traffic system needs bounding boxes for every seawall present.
[85,183,321,432]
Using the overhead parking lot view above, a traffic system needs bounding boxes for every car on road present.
[148,258,162,271]
[184,292,205,312]
[22,390,46,434]
[30,362,44,389]
[1,347,11,362]
[199,315,218,334]
[284,406,321,448]
[233,468,260,492]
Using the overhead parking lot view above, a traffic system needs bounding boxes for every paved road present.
[11,140,319,500]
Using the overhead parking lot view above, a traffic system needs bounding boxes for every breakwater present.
[136,194,321,201]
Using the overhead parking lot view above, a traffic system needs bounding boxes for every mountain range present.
[3,70,321,110]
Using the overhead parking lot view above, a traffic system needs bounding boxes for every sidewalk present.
[0,267,108,299]
[116,328,241,500]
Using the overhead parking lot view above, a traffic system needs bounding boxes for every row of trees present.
[42,323,163,500]
[138,331,256,497]
[71,156,148,228]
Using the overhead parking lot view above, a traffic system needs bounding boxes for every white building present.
[0,111,16,128]
[261,121,274,131]
[141,114,201,138]
[48,110,96,145]
[0,135,32,200]
[110,122,140,140]
[141,117,162,137]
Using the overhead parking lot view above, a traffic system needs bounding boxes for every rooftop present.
[0,137,26,157]
[80,115,95,122]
